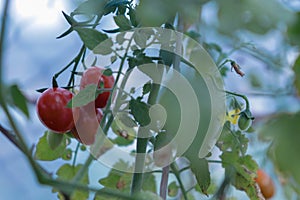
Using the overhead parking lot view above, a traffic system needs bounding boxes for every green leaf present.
[129,7,138,27]
[259,112,300,185]
[111,55,117,63]
[293,55,300,95]
[111,136,134,146]
[35,131,68,161]
[142,173,157,193]
[104,0,130,12]
[47,131,64,150]
[188,157,210,195]
[56,164,89,200]
[67,84,98,108]
[75,28,108,50]
[113,15,132,31]
[133,30,148,48]
[93,38,113,55]
[129,98,150,126]
[220,151,259,199]
[142,81,152,95]
[62,148,73,161]
[168,181,179,197]
[72,0,107,16]
[99,161,132,192]
[9,84,29,118]
[110,114,136,146]
[116,32,126,45]
[62,11,76,25]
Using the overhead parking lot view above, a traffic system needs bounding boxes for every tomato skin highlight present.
[37,88,79,133]
[71,105,103,145]
[255,169,275,199]
[80,66,115,108]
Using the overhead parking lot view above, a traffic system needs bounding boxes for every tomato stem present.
[170,163,188,200]
[225,90,250,111]
[72,142,81,167]
[52,76,59,88]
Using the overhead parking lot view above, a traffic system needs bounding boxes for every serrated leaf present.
[129,98,150,126]
[75,28,108,50]
[99,161,131,192]
[142,173,156,193]
[293,55,300,95]
[56,164,89,200]
[113,15,132,31]
[35,131,67,161]
[10,84,29,118]
[168,181,179,197]
[47,131,64,150]
[67,84,98,108]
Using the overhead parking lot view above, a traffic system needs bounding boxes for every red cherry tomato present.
[71,105,103,145]
[37,88,79,133]
[255,169,275,199]
[80,66,115,108]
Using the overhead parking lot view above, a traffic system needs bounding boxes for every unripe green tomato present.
[238,112,252,131]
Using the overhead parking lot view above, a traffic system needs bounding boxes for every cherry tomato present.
[255,169,275,199]
[80,66,115,108]
[71,105,103,145]
[37,87,79,133]
[238,112,252,131]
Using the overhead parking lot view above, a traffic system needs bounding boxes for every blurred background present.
[1,0,300,199]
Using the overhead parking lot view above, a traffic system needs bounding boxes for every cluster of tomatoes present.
[36,66,114,145]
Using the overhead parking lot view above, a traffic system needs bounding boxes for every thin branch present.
[0,0,10,89]
[0,123,25,152]
[159,165,170,200]
[170,163,188,200]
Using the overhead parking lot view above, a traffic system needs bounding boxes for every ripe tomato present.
[71,105,103,145]
[37,87,79,133]
[255,169,275,199]
[80,66,115,108]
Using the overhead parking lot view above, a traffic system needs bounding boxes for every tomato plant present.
[1,0,300,200]
[80,66,115,108]
[36,87,79,133]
